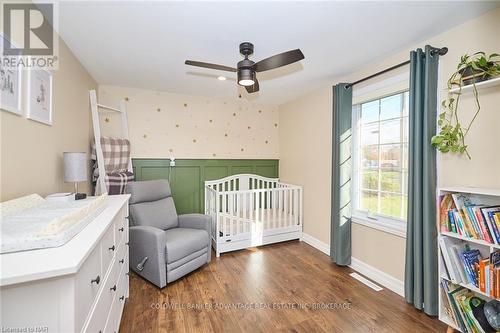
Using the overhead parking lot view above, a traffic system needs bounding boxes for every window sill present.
[351,215,407,238]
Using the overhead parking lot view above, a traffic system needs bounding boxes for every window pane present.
[380,144,402,169]
[360,190,378,212]
[403,92,409,116]
[402,117,409,143]
[403,143,408,170]
[380,94,402,120]
[380,170,402,193]
[361,100,379,123]
[402,195,408,219]
[361,145,379,168]
[402,170,408,194]
[380,193,403,218]
[354,91,409,222]
[362,169,378,190]
[361,122,379,146]
[380,118,402,144]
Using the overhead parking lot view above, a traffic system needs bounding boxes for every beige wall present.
[0,38,97,201]
[279,87,332,245]
[279,8,500,282]
[97,85,279,159]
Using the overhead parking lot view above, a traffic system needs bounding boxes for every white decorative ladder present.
[89,89,132,195]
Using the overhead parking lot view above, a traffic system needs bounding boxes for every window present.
[352,91,409,234]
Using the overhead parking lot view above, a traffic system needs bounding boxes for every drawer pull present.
[119,296,125,301]
[91,275,100,285]
[109,245,115,251]
[119,259,124,264]
[110,284,117,292]
[125,242,129,246]
[119,227,124,232]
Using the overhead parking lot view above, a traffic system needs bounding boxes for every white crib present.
[205,174,303,257]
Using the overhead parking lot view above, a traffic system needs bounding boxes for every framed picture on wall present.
[27,70,53,125]
[0,34,22,116]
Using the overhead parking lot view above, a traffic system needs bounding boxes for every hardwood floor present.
[119,240,446,333]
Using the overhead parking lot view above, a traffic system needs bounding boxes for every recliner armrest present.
[129,225,167,288]
[178,214,211,231]
[178,214,212,263]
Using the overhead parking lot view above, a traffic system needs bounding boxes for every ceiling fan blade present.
[245,78,260,94]
[185,60,237,72]
[253,49,304,72]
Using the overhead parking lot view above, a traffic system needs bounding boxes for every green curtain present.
[330,83,352,266]
[405,45,440,315]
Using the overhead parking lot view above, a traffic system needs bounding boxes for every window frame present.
[351,89,409,238]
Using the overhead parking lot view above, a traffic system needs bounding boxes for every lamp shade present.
[63,152,87,183]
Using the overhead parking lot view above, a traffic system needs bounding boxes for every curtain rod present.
[344,46,448,90]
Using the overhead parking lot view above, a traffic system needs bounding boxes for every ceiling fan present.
[185,42,304,94]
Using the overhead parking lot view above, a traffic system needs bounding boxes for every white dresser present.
[0,195,130,333]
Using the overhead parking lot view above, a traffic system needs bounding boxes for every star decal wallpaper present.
[98,85,279,159]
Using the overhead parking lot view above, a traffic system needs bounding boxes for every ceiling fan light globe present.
[237,68,255,86]
[239,79,255,86]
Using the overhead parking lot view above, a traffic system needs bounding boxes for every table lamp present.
[63,152,87,200]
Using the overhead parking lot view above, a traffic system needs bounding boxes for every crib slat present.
[248,192,251,233]
[222,192,227,237]
[242,191,247,233]
[293,189,299,225]
[236,192,240,235]
[279,189,283,228]
[300,187,303,226]
[261,190,264,223]
[229,192,234,237]
[266,188,271,229]
[272,189,276,229]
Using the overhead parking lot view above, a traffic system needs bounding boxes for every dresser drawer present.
[115,241,127,273]
[104,267,127,333]
[115,216,127,247]
[101,224,116,274]
[83,254,120,333]
[114,204,128,246]
[83,293,108,333]
[75,244,102,331]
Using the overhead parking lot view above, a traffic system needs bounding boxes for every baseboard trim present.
[349,257,404,297]
[301,232,330,256]
[301,232,404,297]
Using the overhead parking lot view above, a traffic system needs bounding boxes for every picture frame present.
[27,70,53,125]
[0,34,22,116]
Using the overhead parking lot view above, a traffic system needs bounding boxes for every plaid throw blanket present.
[104,171,134,195]
[91,137,134,195]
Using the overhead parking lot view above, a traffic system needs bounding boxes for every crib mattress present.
[0,194,108,254]
[217,209,298,235]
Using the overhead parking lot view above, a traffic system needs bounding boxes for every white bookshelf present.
[438,187,500,332]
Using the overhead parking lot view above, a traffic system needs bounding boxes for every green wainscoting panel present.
[132,159,279,214]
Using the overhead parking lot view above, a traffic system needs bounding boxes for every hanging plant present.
[431,52,500,159]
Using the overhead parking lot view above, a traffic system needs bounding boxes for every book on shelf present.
[440,236,467,283]
[440,237,500,298]
[440,194,456,232]
[441,280,495,333]
[440,193,499,245]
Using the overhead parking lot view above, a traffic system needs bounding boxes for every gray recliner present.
[126,180,211,288]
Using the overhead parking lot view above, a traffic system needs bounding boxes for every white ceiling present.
[58,1,498,105]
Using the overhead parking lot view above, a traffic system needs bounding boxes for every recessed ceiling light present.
[217,76,226,81]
